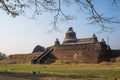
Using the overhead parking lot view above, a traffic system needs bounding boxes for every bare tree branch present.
[0,0,120,32]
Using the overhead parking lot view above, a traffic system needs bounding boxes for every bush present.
[99,61,112,65]
[0,52,7,60]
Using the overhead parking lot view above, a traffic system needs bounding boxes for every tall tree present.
[0,0,120,32]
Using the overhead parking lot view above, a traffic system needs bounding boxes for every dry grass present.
[0,64,120,80]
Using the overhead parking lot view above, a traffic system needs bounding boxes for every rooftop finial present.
[102,38,106,44]
[92,34,96,38]
[54,38,60,46]
[68,27,73,31]
[92,34,98,42]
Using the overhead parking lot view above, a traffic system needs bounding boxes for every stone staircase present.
[31,48,53,64]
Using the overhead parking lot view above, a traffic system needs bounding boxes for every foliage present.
[0,52,7,60]
[0,0,120,32]
[0,64,120,80]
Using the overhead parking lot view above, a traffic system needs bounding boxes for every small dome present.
[63,27,77,44]
[32,45,45,53]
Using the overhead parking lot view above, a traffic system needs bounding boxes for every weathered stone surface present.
[52,42,107,64]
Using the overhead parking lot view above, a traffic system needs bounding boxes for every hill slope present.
[0,52,43,64]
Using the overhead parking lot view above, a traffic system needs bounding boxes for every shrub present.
[0,52,7,60]
[99,61,112,65]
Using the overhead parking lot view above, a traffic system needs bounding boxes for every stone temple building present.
[31,27,120,64]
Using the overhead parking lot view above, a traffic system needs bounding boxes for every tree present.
[0,52,7,60]
[0,0,120,32]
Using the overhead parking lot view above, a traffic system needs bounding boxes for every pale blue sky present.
[0,0,120,55]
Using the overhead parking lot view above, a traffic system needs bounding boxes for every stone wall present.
[52,42,108,63]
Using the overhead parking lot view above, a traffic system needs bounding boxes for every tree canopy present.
[0,0,120,32]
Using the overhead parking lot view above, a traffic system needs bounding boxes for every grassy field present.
[0,63,120,80]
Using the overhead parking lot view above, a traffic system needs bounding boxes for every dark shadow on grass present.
[0,71,45,80]
[40,73,100,79]
[0,71,100,79]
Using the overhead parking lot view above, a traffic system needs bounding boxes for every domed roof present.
[63,27,77,44]
[32,45,45,53]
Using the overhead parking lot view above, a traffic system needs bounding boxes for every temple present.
[31,27,120,64]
